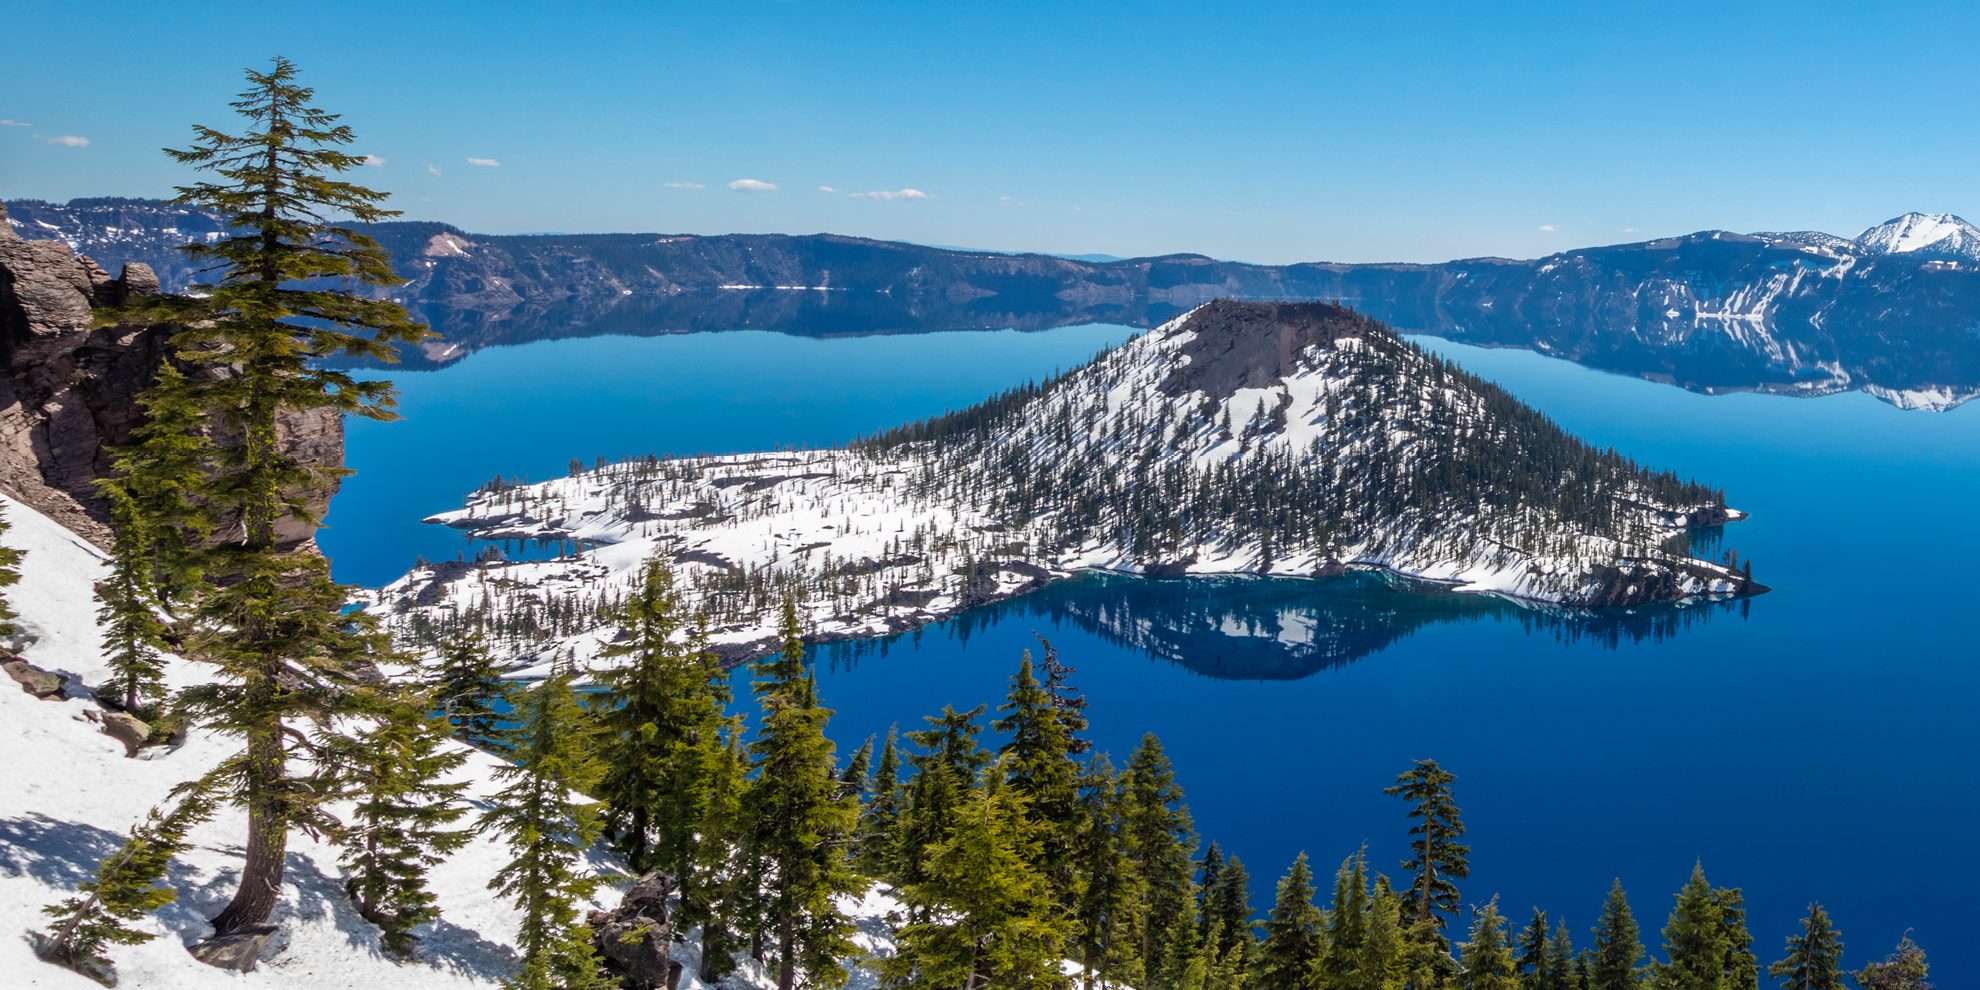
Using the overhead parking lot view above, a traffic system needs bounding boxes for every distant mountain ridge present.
[10,197,1980,408]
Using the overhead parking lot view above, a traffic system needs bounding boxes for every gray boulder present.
[589,872,682,990]
[4,657,64,698]
[187,924,280,972]
[101,711,152,757]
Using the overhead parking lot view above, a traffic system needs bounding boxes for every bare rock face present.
[588,872,682,990]
[0,199,343,548]
[3,656,65,698]
[187,924,280,972]
[100,710,152,757]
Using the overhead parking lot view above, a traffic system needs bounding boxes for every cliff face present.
[0,201,340,549]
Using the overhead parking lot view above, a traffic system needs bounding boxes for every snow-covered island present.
[371,301,1760,674]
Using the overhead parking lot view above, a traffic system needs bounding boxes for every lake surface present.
[327,326,1980,981]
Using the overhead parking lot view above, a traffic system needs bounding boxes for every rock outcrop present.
[587,872,682,990]
[0,199,341,548]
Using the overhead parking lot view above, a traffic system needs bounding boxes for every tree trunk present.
[778,899,796,990]
[210,728,286,935]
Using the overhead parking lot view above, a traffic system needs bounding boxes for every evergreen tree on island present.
[121,56,430,939]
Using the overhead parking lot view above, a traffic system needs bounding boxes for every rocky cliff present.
[0,200,340,548]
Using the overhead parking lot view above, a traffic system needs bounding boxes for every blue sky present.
[5,1,1978,263]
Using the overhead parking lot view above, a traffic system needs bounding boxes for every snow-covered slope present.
[0,493,903,989]
[371,302,1753,675]
[1852,211,1980,260]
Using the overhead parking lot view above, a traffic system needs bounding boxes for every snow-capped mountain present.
[1852,211,1980,260]
[14,197,1980,410]
[372,301,1755,674]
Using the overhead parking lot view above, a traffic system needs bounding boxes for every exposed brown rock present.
[0,199,342,548]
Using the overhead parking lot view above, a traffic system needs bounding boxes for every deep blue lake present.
[326,326,1980,981]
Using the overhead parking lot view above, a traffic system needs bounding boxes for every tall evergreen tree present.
[897,704,990,892]
[1033,635,1090,754]
[884,770,1071,990]
[1653,863,1731,990]
[842,736,874,798]
[1714,889,1760,990]
[690,718,752,984]
[1256,852,1324,990]
[480,662,612,990]
[1119,733,1199,988]
[1591,879,1645,990]
[101,363,212,609]
[1767,906,1843,990]
[1386,759,1470,931]
[1461,899,1519,990]
[593,555,728,883]
[1363,877,1409,990]
[337,694,473,958]
[430,633,516,746]
[1543,920,1578,990]
[1321,848,1374,990]
[1519,909,1553,990]
[1072,754,1142,990]
[1203,850,1254,963]
[92,486,168,714]
[134,56,429,937]
[744,600,863,990]
[1853,934,1930,990]
[856,726,906,876]
[37,771,224,978]
[995,651,1083,908]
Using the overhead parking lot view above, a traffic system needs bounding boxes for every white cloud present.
[426,163,443,176]
[0,119,30,127]
[360,154,387,167]
[1623,227,1640,234]
[729,178,778,192]
[999,195,1026,207]
[466,157,501,167]
[664,181,705,190]
[1538,224,1557,233]
[817,185,840,193]
[849,188,931,201]
[45,135,89,148]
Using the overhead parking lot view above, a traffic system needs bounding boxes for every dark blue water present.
[328,327,1980,980]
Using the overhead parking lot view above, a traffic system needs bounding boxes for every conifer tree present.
[1852,934,1930,990]
[93,486,168,714]
[1591,879,1645,990]
[431,632,516,746]
[842,736,874,798]
[37,771,224,979]
[857,726,906,876]
[1256,852,1324,990]
[1072,754,1142,990]
[1203,850,1254,964]
[1520,909,1553,990]
[690,719,752,984]
[337,694,473,959]
[136,56,429,938]
[1321,849,1373,990]
[0,504,22,641]
[1386,759,1470,931]
[1714,889,1760,990]
[1119,733,1199,989]
[593,555,727,881]
[480,663,612,990]
[744,600,863,990]
[1653,864,1728,990]
[1461,899,1519,990]
[1544,919,1578,990]
[898,704,990,892]
[995,651,1083,907]
[1363,878,1409,990]
[1767,906,1843,990]
[1034,635,1090,754]
[884,770,1071,990]
[102,363,212,608]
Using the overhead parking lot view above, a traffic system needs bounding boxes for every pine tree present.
[884,769,1071,990]
[1461,899,1519,990]
[37,772,223,979]
[1363,878,1409,990]
[1386,758,1470,931]
[337,694,473,959]
[842,736,874,798]
[1767,906,1843,990]
[898,704,990,893]
[1257,852,1324,990]
[431,633,516,746]
[1034,635,1090,754]
[1519,909,1553,990]
[1320,849,1373,990]
[1853,934,1930,990]
[593,555,728,888]
[995,650,1083,908]
[480,662,612,990]
[1653,864,1728,990]
[136,56,429,938]
[1714,888,1760,990]
[92,486,168,714]
[0,503,23,641]
[102,363,212,608]
[1072,754,1142,990]
[744,600,863,990]
[1591,879,1645,990]
[1544,920,1578,990]
[857,726,906,876]
[1202,850,1254,964]
[1119,733,1199,989]
[691,720,751,984]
